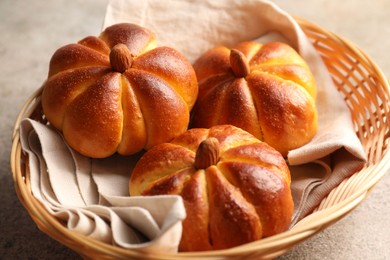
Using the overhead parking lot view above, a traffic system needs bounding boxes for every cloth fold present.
[18,0,367,253]
[19,118,186,252]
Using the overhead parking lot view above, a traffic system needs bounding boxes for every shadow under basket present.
[10,17,390,260]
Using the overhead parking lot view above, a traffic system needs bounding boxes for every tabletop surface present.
[1,0,389,259]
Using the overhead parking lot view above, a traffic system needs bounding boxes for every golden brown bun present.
[191,41,317,156]
[130,125,294,251]
[42,23,198,158]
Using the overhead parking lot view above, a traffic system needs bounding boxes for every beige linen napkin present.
[103,0,366,224]
[20,118,186,252]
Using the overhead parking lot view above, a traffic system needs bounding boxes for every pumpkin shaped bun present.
[42,23,198,158]
[130,125,294,251]
[191,41,317,156]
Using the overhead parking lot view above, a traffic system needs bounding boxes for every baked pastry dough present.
[42,23,198,158]
[191,41,317,156]
[130,125,294,251]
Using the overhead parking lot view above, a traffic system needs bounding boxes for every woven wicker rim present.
[10,17,390,259]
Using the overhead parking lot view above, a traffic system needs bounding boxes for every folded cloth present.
[19,118,186,253]
[18,0,367,254]
[103,0,366,224]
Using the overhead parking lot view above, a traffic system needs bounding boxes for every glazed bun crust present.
[130,125,294,251]
[42,23,198,158]
[191,41,317,156]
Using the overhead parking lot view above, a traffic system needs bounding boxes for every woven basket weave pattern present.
[10,18,390,260]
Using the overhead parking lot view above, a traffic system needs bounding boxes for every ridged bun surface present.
[130,125,294,251]
[42,23,198,158]
[191,41,317,156]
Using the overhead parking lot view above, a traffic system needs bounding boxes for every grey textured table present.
[1,1,389,259]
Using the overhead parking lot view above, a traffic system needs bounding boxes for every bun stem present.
[194,137,220,169]
[110,43,133,73]
[230,49,250,78]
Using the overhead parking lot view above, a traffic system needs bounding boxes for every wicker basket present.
[10,17,390,260]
